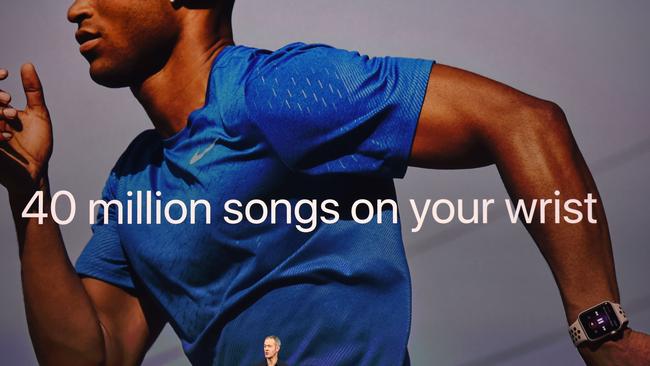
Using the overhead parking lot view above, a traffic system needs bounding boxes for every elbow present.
[517,99,572,141]
[482,98,578,167]
[536,99,569,129]
[491,98,574,150]
[79,348,107,366]
[38,348,106,366]
[35,325,107,366]
[73,352,106,366]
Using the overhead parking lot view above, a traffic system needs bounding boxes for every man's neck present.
[266,355,279,366]
[130,11,234,138]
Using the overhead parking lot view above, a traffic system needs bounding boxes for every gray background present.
[1,0,649,365]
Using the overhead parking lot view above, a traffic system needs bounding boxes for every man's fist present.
[0,63,53,193]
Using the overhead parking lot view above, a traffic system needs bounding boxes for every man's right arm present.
[1,64,164,365]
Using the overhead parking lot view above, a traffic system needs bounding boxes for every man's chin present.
[88,61,132,88]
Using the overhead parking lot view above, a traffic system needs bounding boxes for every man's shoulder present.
[111,129,162,178]
[243,42,351,77]
[240,41,356,120]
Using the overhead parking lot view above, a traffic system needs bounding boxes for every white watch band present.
[569,302,628,346]
[569,318,588,346]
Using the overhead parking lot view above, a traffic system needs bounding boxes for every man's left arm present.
[409,64,650,365]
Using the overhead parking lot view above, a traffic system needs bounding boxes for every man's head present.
[263,335,281,360]
[66,0,235,88]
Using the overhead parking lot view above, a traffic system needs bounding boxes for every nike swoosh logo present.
[190,138,219,165]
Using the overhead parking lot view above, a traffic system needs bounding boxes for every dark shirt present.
[255,360,289,366]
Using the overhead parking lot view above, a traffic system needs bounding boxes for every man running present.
[0,0,648,365]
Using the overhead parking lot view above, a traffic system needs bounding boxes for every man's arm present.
[409,64,650,365]
[1,65,165,365]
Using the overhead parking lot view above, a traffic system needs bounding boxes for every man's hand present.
[0,64,52,194]
[579,329,650,366]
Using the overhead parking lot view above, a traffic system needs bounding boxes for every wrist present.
[8,175,49,211]
[565,291,621,324]
[578,327,631,360]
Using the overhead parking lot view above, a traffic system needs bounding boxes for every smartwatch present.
[568,301,628,346]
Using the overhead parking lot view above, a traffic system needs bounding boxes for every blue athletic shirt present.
[76,42,434,366]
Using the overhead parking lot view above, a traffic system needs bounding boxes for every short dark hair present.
[222,0,235,19]
[265,335,281,347]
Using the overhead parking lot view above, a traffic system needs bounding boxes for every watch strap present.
[569,318,588,346]
[612,302,629,325]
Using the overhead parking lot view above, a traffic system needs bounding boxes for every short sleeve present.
[75,170,136,292]
[244,43,434,178]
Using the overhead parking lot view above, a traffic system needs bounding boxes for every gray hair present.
[265,335,281,347]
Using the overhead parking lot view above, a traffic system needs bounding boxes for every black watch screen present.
[578,302,621,340]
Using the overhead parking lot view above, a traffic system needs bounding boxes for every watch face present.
[579,302,621,340]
